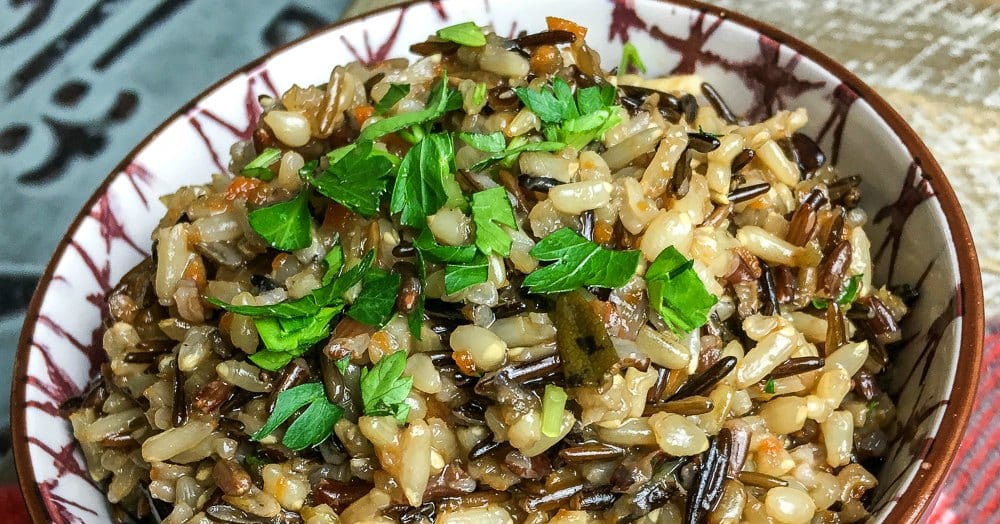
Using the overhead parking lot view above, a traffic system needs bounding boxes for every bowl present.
[12,0,983,522]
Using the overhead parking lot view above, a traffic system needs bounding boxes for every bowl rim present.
[11,0,984,522]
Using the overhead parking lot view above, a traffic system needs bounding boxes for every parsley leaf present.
[408,251,426,340]
[390,132,454,228]
[812,274,864,309]
[522,228,640,293]
[764,377,776,394]
[358,72,460,142]
[468,140,566,172]
[413,228,478,263]
[471,82,487,107]
[360,351,413,424]
[645,246,718,334]
[282,399,343,450]
[445,253,489,295]
[437,21,487,47]
[250,306,341,370]
[308,141,396,217]
[347,268,402,329]
[241,148,282,180]
[459,131,507,153]
[471,187,516,257]
[618,42,647,75]
[375,83,410,114]
[252,382,324,440]
[515,79,622,151]
[206,249,373,319]
[252,382,343,450]
[322,245,344,286]
[247,191,313,251]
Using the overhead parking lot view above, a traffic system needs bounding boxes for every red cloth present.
[0,485,30,523]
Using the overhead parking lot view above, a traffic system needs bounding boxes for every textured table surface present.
[1,0,997,519]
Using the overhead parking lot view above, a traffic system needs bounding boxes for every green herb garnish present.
[618,42,647,75]
[541,384,568,437]
[360,351,413,424]
[241,147,282,180]
[812,274,864,309]
[436,21,487,47]
[514,78,622,151]
[698,125,723,139]
[413,228,478,263]
[444,253,489,295]
[459,131,507,153]
[247,190,313,251]
[307,140,396,217]
[764,377,776,394]
[358,72,460,142]
[467,138,566,172]
[347,268,402,329]
[251,306,341,370]
[471,187,516,257]
[322,245,344,286]
[375,83,411,114]
[522,227,640,294]
[252,383,343,450]
[471,82,487,107]
[645,246,718,334]
[390,132,454,228]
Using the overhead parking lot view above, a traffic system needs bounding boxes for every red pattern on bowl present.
[12,0,983,522]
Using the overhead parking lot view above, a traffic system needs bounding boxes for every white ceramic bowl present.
[13,0,983,522]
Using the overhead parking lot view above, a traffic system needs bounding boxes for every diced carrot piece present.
[354,104,375,125]
[594,220,615,244]
[546,16,587,40]
[224,176,267,204]
[452,350,479,376]
[182,256,207,289]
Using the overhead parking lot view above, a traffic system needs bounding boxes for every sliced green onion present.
[242,147,282,180]
[437,21,487,47]
[542,384,568,437]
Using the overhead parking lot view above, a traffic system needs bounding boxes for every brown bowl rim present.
[12,0,984,522]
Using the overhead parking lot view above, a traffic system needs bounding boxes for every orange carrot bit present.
[224,176,267,204]
[546,16,587,41]
[594,220,615,245]
[353,104,375,125]
[452,350,479,376]
[271,253,289,272]
[182,255,207,289]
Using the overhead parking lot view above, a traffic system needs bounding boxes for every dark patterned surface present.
[0,0,350,428]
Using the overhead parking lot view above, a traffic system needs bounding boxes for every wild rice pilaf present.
[67,18,906,524]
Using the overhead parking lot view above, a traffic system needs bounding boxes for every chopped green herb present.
[471,187,516,257]
[334,355,350,374]
[459,131,507,153]
[522,228,640,294]
[436,21,487,47]
[812,274,865,309]
[308,141,396,217]
[250,306,341,370]
[408,251,426,340]
[444,253,489,295]
[375,83,411,113]
[413,228,478,263]
[541,384,568,437]
[247,190,313,251]
[645,246,718,334]
[360,351,413,424]
[206,250,374,319]
[252,383,343,450]
[347,268,402,329]
[468,139,566,172]
[698,125,723,139]
[471,82,487,107]
[322,245,344,286]
[618,42,647,75]
[866,399,879,414]
[241,148,282,180]
[390,132,454,228]
[515,78,622,151]
[764,377,776,394]
[358,72,460,142]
